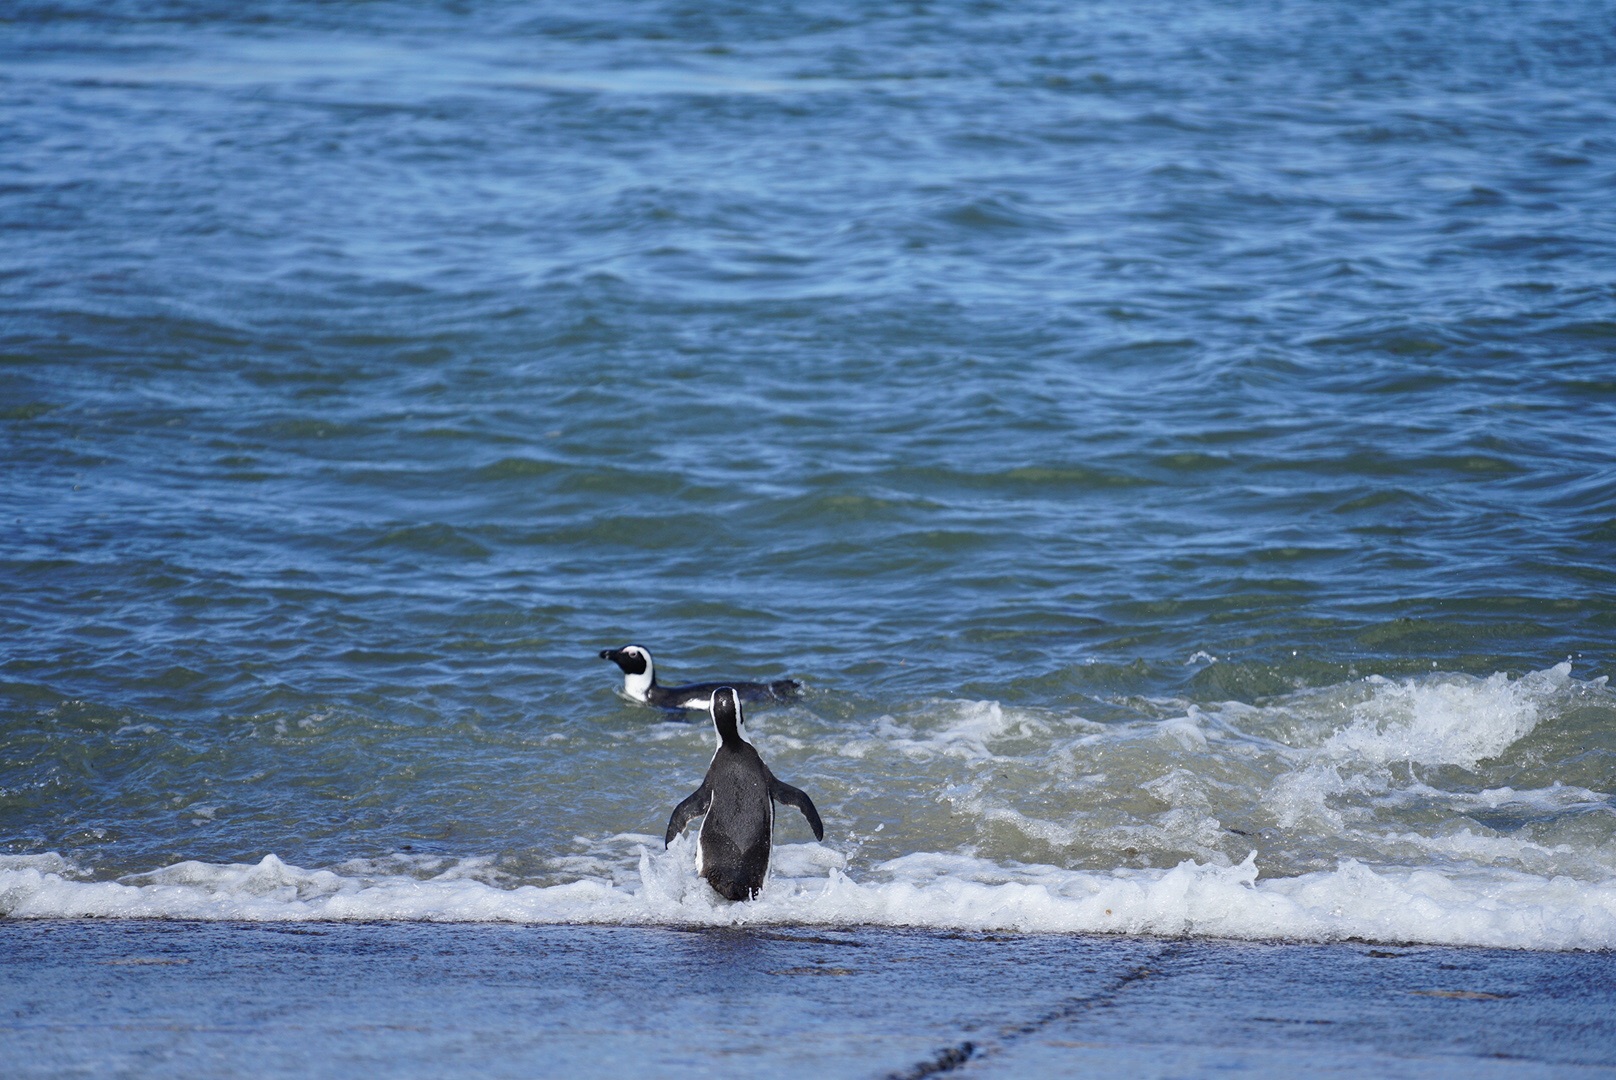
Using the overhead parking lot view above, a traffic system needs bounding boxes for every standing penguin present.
[664,686,824,901]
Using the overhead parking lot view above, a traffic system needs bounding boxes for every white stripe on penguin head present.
[620,645,654,702]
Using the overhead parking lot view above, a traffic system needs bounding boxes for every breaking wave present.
[5,664,1613,950]
[4,841,1613,951]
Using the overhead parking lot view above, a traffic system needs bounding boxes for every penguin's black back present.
[698,743,774,900]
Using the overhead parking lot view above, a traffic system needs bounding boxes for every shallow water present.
[3,0,1615,947]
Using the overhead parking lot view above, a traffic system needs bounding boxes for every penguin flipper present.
[769,778,824,842]
[665,780,712,847]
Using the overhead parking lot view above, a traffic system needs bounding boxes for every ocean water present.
[2,0,1615,950]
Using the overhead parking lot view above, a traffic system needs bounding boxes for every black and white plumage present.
[598,644,801,711]
[664,686,824,902]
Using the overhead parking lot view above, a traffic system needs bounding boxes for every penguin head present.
[711,686,744,741]
[599,645,651,675]
[599,645,655,701]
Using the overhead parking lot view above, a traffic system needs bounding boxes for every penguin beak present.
[598,649,616,661]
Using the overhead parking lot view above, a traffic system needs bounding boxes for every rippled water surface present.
[3,0,1615,947]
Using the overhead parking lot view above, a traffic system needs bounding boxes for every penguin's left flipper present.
[665,780,712,848]
[769,778,824,841]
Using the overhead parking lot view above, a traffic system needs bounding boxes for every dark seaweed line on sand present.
[884,942,1185,1078]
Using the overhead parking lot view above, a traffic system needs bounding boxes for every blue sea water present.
[2,0,1615,947]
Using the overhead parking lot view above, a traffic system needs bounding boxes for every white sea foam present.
[808,665,1616,892]
[1316,663,1569,769]
[842,700,1058,763]
[3,845,1613,951]
[5,665,1611,950]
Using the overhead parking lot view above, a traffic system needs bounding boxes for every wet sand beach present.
[4,921,1613,1078]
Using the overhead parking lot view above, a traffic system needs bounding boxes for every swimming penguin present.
[664,686,824,901]
[598,644,801,711]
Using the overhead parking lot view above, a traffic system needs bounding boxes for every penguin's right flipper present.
[665,780,713,848]
[769,779,824,841]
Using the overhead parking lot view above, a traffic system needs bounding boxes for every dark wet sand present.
[3,921,1612,1078]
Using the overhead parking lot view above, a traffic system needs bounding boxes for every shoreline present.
[5,920,1614,1077]
[6,914,1616,954]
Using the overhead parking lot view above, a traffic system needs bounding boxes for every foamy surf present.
[4,843,1614,951]
[811,663,1616,888]
[5,664,1615,950]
